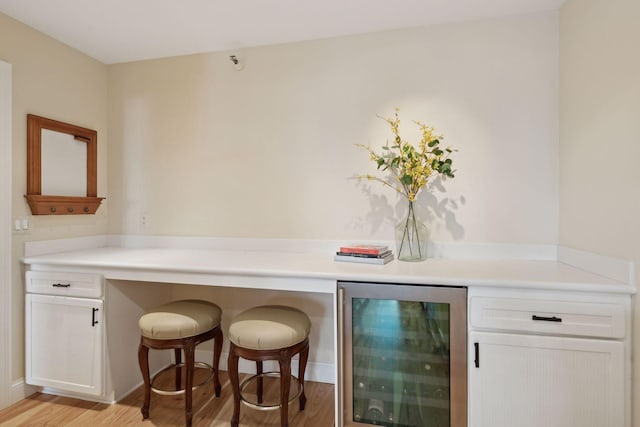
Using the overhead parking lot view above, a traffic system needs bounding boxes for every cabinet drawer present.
[469,297,625,339]
[26,271,103,298]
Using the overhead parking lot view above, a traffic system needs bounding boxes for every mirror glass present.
[40,129,87,196]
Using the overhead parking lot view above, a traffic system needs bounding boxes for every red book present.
[338,244,389,255]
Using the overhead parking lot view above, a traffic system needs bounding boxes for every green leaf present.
[376,158,385,168]
[428,139,439,147]
[400,175,413,185]
[445,158,452,164]
[433,149,443,156]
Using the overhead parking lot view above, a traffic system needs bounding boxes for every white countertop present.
[22,246,635,294]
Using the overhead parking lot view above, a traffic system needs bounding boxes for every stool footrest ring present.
[239,371,303,411]
[150,362,214,396]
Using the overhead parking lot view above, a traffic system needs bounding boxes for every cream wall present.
[106,11,560,383]
[1,7,562,398]
[0,12,108,382]
[559,0,640,422]
[108,12,559,245]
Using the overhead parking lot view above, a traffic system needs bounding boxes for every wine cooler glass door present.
[341,282,467,427]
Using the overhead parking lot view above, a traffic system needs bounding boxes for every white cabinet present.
[25,272,104,397]
[468,289,629,427]
[469,331,624,427]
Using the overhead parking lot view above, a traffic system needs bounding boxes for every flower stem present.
[398,201,424,260]
[410,202,422,259]
[399,206,410,256]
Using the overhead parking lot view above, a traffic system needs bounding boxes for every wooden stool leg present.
[228,344,241,427]
[184,345,195,427]
[279,353,292,427]
[137,342,151,420]
[213,330,223,397]
[175,348,182,391]
[298,341,309,411]
[256,360,264,404]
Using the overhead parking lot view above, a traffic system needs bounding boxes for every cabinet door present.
[26,294,104,396]
[468,331,624,427]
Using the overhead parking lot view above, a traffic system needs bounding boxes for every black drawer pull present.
[52,283,71,288]
[532,315,562,323]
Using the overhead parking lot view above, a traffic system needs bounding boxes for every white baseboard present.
[11,353,334,407]
[10,379,37,405]
[115,352,335,404]
[13,378,116,405]
[39,388,116,405]
[195,349,335,384]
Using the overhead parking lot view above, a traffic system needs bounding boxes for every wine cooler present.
[339,281,467,427]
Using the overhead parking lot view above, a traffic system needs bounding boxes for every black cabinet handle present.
[52,283,71,288]
[91,308,99,327]
[474,342,479,368]
[532,315,562,322]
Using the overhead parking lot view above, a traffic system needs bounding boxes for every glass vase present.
[395,201,428,262]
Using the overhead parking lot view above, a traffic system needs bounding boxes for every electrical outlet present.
[140,213,150,228]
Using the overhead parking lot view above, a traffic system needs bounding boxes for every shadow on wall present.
[353,177,465,241]
[418,176,465,240]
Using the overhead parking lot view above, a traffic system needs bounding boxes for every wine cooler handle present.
[474,342,480,368]
[337,287,345,427]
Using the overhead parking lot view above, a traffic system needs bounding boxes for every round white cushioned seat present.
[229,305,311,350]
[139,299,222,340]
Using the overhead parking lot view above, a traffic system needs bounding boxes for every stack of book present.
[334,244,394,265]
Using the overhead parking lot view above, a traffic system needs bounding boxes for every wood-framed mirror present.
[25,114,105,215]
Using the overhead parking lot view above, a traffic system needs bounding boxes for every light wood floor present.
[0,371,335,426]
